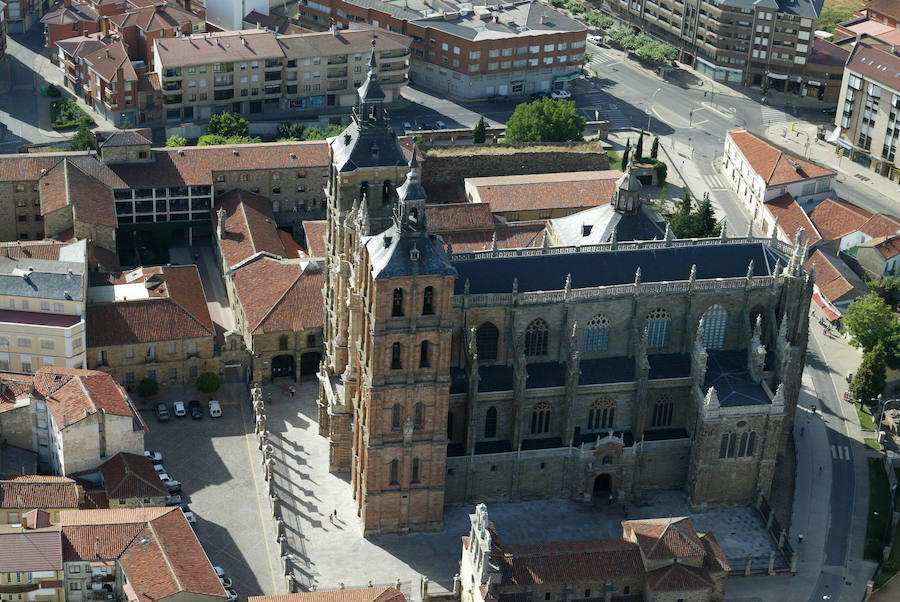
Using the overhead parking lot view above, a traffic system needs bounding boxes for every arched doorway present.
[271,355,295,380]
[592,473,611,498]
[299,352,322,380]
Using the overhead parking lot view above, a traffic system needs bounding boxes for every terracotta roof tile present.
[0,476,80,509]
[807,248,869,304]
[250,587,406,602]
[99,452,167,499]
[623,517,705,561]
[859,213,900,239]
[808,198,874,240]
[426,203,495,232]
[861,234,900,259]
[60,507,172,526]
[232,258,324,334]
[0,530,63,573]
[699,532,730,573]
[645,563,713,592]
[467,171,622,213]
[39,158,118,228]
[764,193,822,245]
[62,523,145,560]
[444,224,545,253]
[498,537,645,584]
[215,189,294,267]
[301,220,327,258]
[866,0,900,20]
[32,367,142,429]
[0,240,68,260]
[727,128,835,187]
[41,0,99,25]
[109,3,200,32]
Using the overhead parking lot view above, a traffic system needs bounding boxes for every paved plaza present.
[264,381,777,599]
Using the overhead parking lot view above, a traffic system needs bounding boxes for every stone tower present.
[319,39,414,472]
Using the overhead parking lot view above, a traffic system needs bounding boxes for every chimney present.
[63,0,71,7]
[101,16,110,38]
[540,13,548,24]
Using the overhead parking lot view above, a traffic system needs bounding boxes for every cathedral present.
[317,44,813,536]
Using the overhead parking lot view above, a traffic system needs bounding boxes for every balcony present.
[163,95,182,105]
[327,68,347,78]
[264,71,282,82]
[214,78,234,87]
[144,355,157,364]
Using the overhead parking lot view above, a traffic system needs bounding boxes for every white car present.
[157,472,171,482]
[208,400,222,418]
[551,90,572,99]
[173,401,186,417]
[144,451,163,463]
[587,35,602,45]
[219,576,233,589]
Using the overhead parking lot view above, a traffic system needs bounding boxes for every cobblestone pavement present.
[259,381,776,599]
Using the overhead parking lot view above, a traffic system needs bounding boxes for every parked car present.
[435,120,447,129]
[165,495,182,506]
[551,89,572,100]
[153,464,167,475]
[214,567,225,578]
[164,479,182,494]
[157,472,171,482]
[208,400,222,418]
[173,401,186,417]
[531,91,549,100]
[402,121,413,134]
[144,451,163,464]
[182,510,197,524]
[155,403,170,422]
[225,589,238,602]
[587,35,603,45]
[219,576,233,589]
[188,400,202,420]
[822,107,838,116]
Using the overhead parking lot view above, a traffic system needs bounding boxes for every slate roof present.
[231,257,325,334]
[249,588,406,602]
[86,265,214,346]
[808,198,874,240]
[0,256,85,301]
[101,129,152,148]
[41,0,99,25]
[452,242,785,295]
[0,476,80,509]
[704,350,770,407]
[364,225,457,280]
[99,452,167,499]
[331,117,409,174]
[727,128,835,187]
[467,171,622,213]
[764,193,822,245]
[0,530,63,573]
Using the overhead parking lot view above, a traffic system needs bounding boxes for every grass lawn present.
[866,458,892,561]
[857,402,877,431]
[866,438,882,451]
[608,149,622,171]
[819,0,863,32]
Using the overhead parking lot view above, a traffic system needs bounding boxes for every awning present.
[790,75,802,83]
[553,72,581,82]
[807,80,822,86]
[826,126,841,143]
[767,72,789,80]
[813,292,841,322]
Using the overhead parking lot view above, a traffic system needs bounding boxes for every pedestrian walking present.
[798,533,804,544]
[267,393,273,405]
[333,509,338,522]
[290,386,296,398]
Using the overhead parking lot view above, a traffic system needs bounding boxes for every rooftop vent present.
[64,291,72,299]
[787,158,801,172]
[383,236,392,248]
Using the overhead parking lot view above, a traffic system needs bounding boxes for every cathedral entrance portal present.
[592,473,612,498]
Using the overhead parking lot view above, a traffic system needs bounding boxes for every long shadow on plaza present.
[193,517,267,596]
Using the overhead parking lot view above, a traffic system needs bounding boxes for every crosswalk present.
[831,444,852,461]
[760,106,788,124]
[702,173,727,191]
[577,91,633,127]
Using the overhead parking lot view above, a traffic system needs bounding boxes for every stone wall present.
[87,336,217,390]
[421,145,611,186]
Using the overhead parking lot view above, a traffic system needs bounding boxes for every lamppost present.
[647,87,661,131]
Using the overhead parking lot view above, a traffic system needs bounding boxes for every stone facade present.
[87,336,216,390]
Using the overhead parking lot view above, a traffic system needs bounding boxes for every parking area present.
[143,382,284,599]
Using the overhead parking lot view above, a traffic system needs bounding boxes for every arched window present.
[525,318,549,356]
[389,459,399,485]
[382,180,392,206]
[588,399,615,430]
[652,396,673,427]
[719,434,729,459]
[484,406,498,438]
[392,288,404,317]
[360,181,369,201]
[727,433,737,458]
[476,322,499,360]
[530,401,551,434]
[414,403,423,429]
[422,286,435,315]
[419,341,430,368]
[719,430,757,458]
[702,304,727,349]
[279,335,289,351]
[411,458,420,483]
[643,309,671,349]
[391,342,402,370]
[391,404,402,429]
[602,455,613,465]
[583,314,611,353]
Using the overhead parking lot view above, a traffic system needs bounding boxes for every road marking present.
[702,174,726,190]
[238,396,280,594]
[693,119,709,127]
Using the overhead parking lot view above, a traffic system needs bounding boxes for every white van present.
[208,400,222,418]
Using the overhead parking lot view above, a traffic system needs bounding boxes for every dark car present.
[531,91,549,100]
[188,400,202,420]
[155,403,170,422]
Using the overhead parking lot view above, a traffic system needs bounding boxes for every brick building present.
[85,265,217,390]
[40,0,99,50]
[297,0,587,99]
[862,0,900,28]
[318,59,812,536]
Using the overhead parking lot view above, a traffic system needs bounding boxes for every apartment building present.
[603,0,824,95]
[0,520,64,602]
[41,0,99,50]
[834,41,900,182]
[863,0,899,29]
[0,239,87,375]
[297,0,587,99]
[152,27,410,122]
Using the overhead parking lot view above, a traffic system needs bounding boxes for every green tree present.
[851,346,887,404]
[69,123,97,151]
[166,135,187,147]
[473,115,487,144]
[650,136,660,159]
[621,138,631,167]
[137,377,159,398]
[843,293,900,363]
[635,129,645,160]
[277,121,305,140]
[504,98,586,143]
[198,134,258,146]
[207,112,249,138]
[695,196,721,236]
[195,371,221,394]
[668,192,721,238]
[868,276,900,310]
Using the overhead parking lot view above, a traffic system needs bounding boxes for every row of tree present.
[164,113,345,147]
[606,26,678,66]
[845,293,900,404]
[136,371,222,398]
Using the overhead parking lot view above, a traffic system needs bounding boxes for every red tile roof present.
[0,240,69,260]
[444,224,545,253]
[623,517,705,561]
[0,372,34,407]
[467,171,622,213]
[645,563,713,592]
[699,532,730,573]
[860,234,900,259]
[41,0,99,25]
[498,537,645,584]
[426,203,495,232]
[0,476,80,509]
[109,3,200,32]
[808,198,874,240]
[0,530,63,573]
[32,367,142,430]
[727,129,835,187]
[249,588,405,602]
[99,452,167,499]
[231,257,324,334]
[302,220,327,258]
[86,266,215,346]
[807,248,869,305]
[859,213,900,239]
[764,193,822,245]
[40,159,117,228]
[215,189,299,267]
